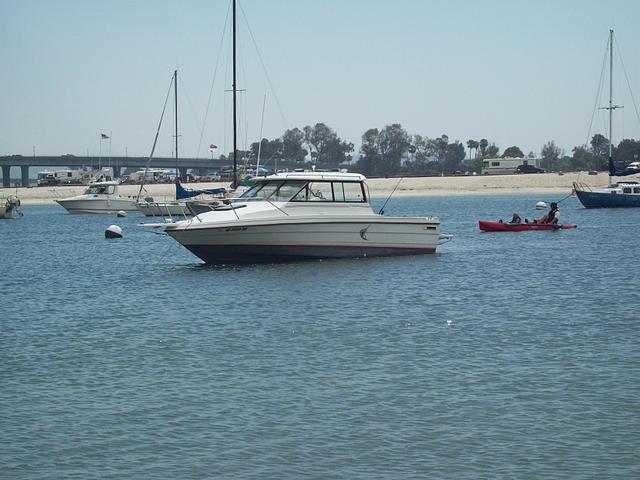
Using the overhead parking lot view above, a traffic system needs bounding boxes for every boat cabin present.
[238,172,368,203]
[608,181,640,195]
[84,182,118,195]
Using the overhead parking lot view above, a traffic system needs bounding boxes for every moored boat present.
[573,179,640,208]
[56,181,138,214]
[479,221,576,232]
[573,30,640,208]
[0,195,23,219]
[158,171,451,264]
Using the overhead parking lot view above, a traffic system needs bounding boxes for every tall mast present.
[602,29,622,180]
[232,0,238,188]
[608,29,613,161]
[174,69,179,179]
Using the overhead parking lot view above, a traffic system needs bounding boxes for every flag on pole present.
[209,144,218,152]
[101,133,110,139]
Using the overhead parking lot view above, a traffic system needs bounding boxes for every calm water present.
[2,195,639,479]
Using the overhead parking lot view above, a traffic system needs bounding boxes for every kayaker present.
[509,212,522,224]
[528,202,559,224]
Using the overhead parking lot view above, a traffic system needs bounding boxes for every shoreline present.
[0,171,611,205]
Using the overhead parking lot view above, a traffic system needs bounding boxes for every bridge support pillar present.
[198,168,207,176]
[113,166,121,179]
[2,165,11,188]
[21,165,29,187]
[179,168,188,180]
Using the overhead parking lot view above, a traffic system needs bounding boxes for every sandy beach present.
[1,171,610,205]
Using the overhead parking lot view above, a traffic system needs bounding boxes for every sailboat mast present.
[174,69,179,180]
[232,0,238,188]
[608,29,613,161]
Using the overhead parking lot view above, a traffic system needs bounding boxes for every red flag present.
[101,133,110,139]
[209,144,218,151]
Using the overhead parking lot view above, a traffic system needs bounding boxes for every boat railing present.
[572,181,592,193]
[146,201,191,223]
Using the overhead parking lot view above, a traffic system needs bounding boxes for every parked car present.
[515,164,545,174]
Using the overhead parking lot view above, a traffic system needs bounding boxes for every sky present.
[2,0,640,162]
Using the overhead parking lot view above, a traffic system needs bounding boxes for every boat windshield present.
[85,184,114,195]
[238,180,306,202]
[238,179,367,203]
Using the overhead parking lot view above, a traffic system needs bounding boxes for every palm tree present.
[479,138,489,158]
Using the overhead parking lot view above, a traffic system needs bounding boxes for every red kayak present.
[479,221,577,232]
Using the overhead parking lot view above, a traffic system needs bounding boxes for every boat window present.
[336,182,366,202]
[307,181,334,201]
[273,181,306,201]
[238,180,290,201]
[252,182,281,200]
[238,182,265,199]
[85,185,111,195]
[623,187,632,194]
[634,187,640,193]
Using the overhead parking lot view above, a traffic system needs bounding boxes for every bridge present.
[0,155,229,187]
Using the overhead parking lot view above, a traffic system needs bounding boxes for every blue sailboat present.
[573,30,640,208]
[574,159,640,208]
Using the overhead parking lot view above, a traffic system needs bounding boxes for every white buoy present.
[535,201,547,210]
[116,210,127,217]
[105,225,123,239]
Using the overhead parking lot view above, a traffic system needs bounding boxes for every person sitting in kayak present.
[509,212,522,224]
[527,202,559,224]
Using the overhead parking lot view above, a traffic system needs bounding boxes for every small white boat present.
[0,195,23,219]
[56,181,138,214]
[157,171,451,264]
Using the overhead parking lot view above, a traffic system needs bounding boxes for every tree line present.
[218,122,640,176]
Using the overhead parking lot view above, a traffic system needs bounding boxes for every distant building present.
[481,157,541,175]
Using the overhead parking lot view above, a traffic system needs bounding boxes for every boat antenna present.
[377,177,403,215]
[255,94,266,176]
[232,0,238,189]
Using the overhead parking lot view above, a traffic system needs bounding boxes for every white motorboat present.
[56,181,138,214]
[159,171,450,264]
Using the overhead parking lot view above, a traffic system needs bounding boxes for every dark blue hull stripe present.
[185,244,436,264]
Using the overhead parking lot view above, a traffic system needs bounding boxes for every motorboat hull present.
[166,218,441,264]
[479,221,577,232]
[574,190,640,208]
[56,197,139,214]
